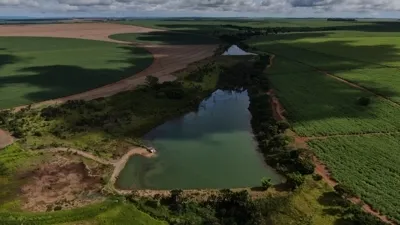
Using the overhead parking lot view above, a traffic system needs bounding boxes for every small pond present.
[116,90,283,190]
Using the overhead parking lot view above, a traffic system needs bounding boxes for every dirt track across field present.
[0,23,217,109]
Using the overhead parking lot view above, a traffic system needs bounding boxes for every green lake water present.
[116,90,283,190]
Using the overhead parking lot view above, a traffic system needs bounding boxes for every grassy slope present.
[0,200,167,225]
[309,135,400,222]
[0,37,153,109]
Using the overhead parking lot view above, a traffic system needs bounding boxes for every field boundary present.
[266,54,396,225]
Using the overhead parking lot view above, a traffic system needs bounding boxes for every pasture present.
[0,37,153,109]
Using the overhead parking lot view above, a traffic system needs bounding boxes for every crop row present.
[309,134,400,223]
[265,59,400,136]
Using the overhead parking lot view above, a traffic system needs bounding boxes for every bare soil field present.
[20,157,104,212]
[0,23,217,108]
[0,129,13,149]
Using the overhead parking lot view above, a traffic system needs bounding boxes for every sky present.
[0,0,399,18]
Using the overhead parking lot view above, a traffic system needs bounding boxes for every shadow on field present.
[110,31,219,45]
[250,37,400,132]
[0,54,21,70]
[0,45,153,108]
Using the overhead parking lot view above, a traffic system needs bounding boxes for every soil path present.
[266,55,396,225]
[0,23,217,109]
[44,147,114,165]
[320,70,400,108]
[41,146,156,193]
[0,129,13,149]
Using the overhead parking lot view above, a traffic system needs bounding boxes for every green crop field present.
[0,37,153,109]
[245,21,400,223]
[309,134,400,222]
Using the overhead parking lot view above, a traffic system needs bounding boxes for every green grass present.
[0,144,45,210]
[0,200,167,225]
[109,31,219,45]
[309,134,400,223]
[0,37,153,109]
[268,178,350,225]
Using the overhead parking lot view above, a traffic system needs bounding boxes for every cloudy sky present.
[1,0,399,18]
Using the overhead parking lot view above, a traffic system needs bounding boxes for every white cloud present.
[1,0,399,14]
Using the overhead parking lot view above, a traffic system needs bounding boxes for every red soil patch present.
[20,160,104,212]
[267,89,286,121]
[0,129,13,149]
[0,23,217,109]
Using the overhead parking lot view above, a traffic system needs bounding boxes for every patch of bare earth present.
[20,157,104,212]
[0,23,217,110]
[0,129,13,149]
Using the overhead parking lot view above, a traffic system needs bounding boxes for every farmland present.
[0,37,153,108]
[246,20,400,223]
[1,18,400,225]
[309,134,400,222]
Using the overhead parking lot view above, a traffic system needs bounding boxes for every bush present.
[334,184,357,198]
[261,177,273,190]
[312,174,323,181]
[295,158,315,175]
[276,120,290,133]
[145,75,160,89]
[357,97,371,106]
[286,172,305,190]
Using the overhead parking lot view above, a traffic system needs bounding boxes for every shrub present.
[357,97,371,106]
[261,177,273,190]
[334,184,357,198]
[312,174,323,181]
[286,172,305,190]
[276,120,291,133]
[295,158,315,175]
[145,75,160,89]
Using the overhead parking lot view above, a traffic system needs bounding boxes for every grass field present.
[0,37,153,109]
[0,200,167,225]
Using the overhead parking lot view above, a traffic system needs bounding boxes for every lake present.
[116,90,283,190]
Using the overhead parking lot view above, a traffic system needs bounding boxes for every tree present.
[334,184,356,198]
[261,177,272,190]
[286,172,305,190]
[145,75,159,89]
[357,97,371,106]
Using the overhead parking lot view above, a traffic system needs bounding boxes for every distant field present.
[309,134,400,222]
[109,31,219,45]
[0,37,152,109]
